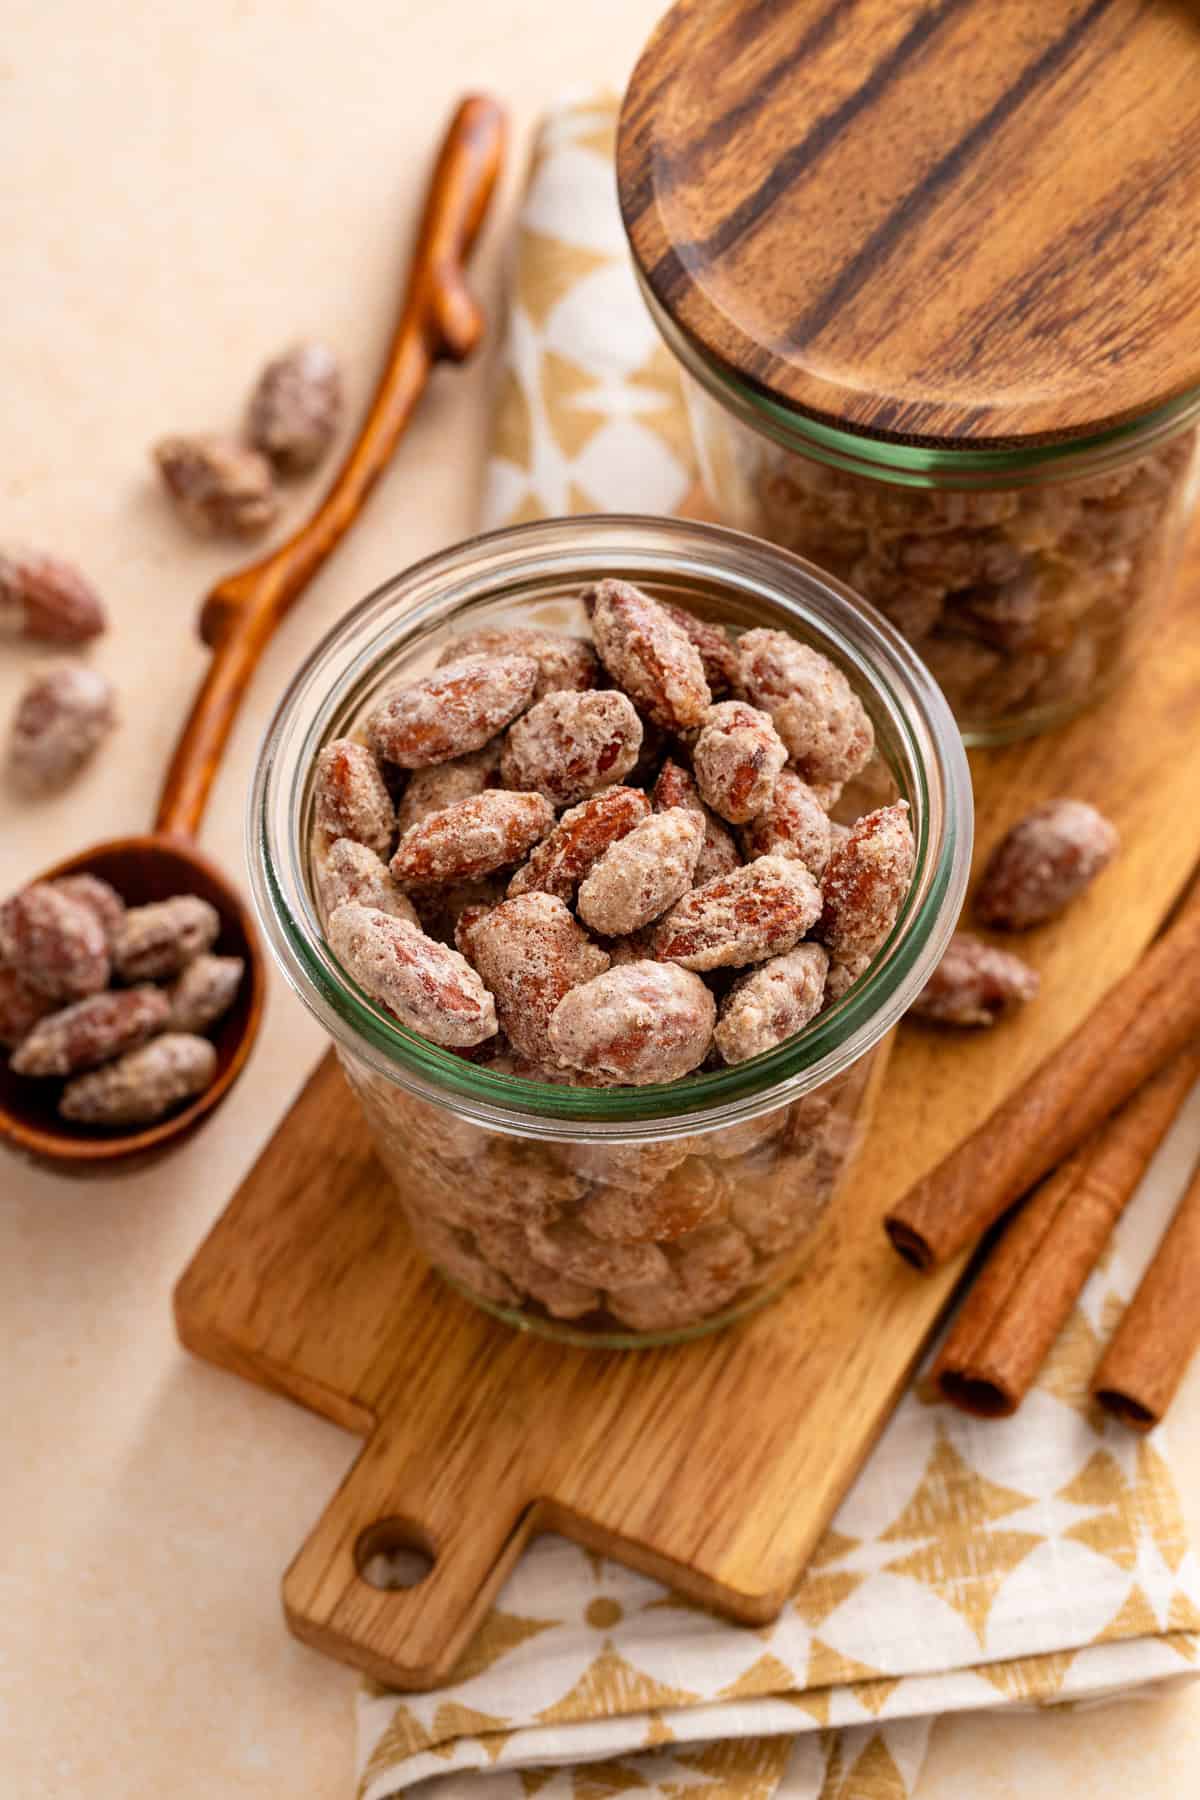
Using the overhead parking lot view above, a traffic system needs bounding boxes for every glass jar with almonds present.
[251,517,970,1345]
[617,0,1200,743]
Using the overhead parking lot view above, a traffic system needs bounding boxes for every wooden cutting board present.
[175,547,1200,1692]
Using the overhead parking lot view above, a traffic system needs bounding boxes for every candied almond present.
[547,959,715,1085]
[312,738,394,857]
[692,700,788,824]
[328,903,497,1047]
[824,952,871,1007]
[0,883,109,1000]
[508,786,650,902]
[437,625,598,699]
[456,891,608,1065]
[405,1211,519,1308]
[0,965,55,1048]
[652,854,821,971]
[166,954,245,1035]
[471,1218,600,1319]
[59,1033,217,1126]
[247,342,342,475]
[817,802,914,962]
[524,1214,671,1290]
[153,435,277,538]
[7,661,117,794]
[500,688,642,807]
[50,874,125,945]
[652,759,742,885]
[975,799,1119,931]
[577,807,704,936]
[112,895,220,982]
[587,578,711,732]
[367,654,538,769]
[910,933,1039,1027]
[661,602,739,696]
[580,1159,723,1244]
[11,985,170,1078]
[735,629,873,787]
[671,1219,754,1311]
[391,789,555,886]
[412,874,507,947]
[714,943,829,1065]
[0,547,107,644]
[314,838,419,926]
[395,741,501,835]
[740,769,833,876]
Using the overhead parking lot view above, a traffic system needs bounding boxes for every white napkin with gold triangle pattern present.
[356,96,1200,1800]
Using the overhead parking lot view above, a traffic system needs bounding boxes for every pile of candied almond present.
[311,580,915,1087]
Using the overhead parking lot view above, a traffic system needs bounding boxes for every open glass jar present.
[250,517,971,1347]
[618,0,1200,744]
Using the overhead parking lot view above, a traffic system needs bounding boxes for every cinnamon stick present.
[933,1046,1200,1417]
[1092,1147,1200,1431]
[885,877,1200,1270]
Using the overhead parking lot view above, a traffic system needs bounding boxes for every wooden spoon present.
[0,94,507,1174]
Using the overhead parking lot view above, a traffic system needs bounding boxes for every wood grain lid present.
[618,0,1200,450]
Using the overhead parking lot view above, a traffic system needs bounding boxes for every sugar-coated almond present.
[11,985,170,1078]
[50,874,125,945]
[740,769,833,876]
[587,577,711,732]
[395,741,502,835]
[437,625,598,699]
[524,1214,672,1290]
[367,654,538,769]
[736,628,874,786]
[714,943,829,1065]
[653,855,821,971]
[312,738,394,857]
[661,601,739,696]
[59,1033,217,1125]
[0,547,107,644]
[328,903,497,1047]
[0,964,56,1048]
[153,435,277,537]
[910,932,1040,1026]
[577,807,704,936]
[247,341,341,475]
[7,662,117,794]
[314,838,420,926]
[112,895,220,982]
[692,700,788,824]
[547,959,715,1085]
[508,785,651,902]
[974,799,1119,931]
[501,689,643,806]
[817,802,914,961]
[166,954,245,1035]
[651,759,741,884]
[391,789,555,886]
[0,883,110,1000]
[456,891,609,1064]
[579,1159,723,1244]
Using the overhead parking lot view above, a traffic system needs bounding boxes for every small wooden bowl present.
[0,838,265,1175]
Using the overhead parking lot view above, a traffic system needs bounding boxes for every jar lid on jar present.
[617,0,1200,454]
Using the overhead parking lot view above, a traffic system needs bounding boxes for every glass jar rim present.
[249,515,972,1141]
[643,278,1200,489]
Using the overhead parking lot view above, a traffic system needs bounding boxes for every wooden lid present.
[618,0,1200,449]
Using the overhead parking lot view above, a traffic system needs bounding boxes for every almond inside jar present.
[307,580,915,1340]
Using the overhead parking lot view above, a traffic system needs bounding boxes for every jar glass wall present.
[250,517,972,1346]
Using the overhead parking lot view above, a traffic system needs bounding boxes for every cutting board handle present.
[282,1425,536,1689]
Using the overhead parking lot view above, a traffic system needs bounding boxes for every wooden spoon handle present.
[154,93,507,841]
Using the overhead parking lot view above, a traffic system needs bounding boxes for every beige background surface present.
[3,3,1200,1794]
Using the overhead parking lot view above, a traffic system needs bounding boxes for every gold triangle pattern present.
[452,1608,558,1684]
[1035,1305,1103,1416]
[841,1732,910,1800]
[716,1652,796,1702]
[536,1641,699,1725]
[491,366,534,473]
[794,1568,867,1630]
[852,1676,902,1716]
[1168,1591,1200,1638]
[428,1702,512,1763]
[357,1702,430,1792]
[573,1759,650,1796]
[517,227,612,329]
[806,1638,887,1690]
[643,1710,676,1748]
[976,1648,1076,1701]
[1095,1582,1162,1643]
[521,1773,556,1796]
[668,1733,794,1796]
[541,349,608,460]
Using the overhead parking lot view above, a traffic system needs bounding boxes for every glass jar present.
[617,0,1200,744]
[663,305,1200,746]
[250,517,971,1346]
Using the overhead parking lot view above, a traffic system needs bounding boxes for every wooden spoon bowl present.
[0,95,506,1176]
[0,837,265,1172]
